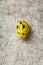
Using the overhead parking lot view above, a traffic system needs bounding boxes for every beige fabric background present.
[0,0,43,65]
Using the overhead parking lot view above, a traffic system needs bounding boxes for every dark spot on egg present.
[22,33,24,35]
[17,25,19,29]
[22,25,25,29]
[20,21,22,24]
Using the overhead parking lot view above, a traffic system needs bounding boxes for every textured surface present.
[0,0,43,65]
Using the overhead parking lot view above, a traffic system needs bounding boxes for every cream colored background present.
[0,0,43,65]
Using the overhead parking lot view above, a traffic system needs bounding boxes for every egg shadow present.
[24,26,33,44]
